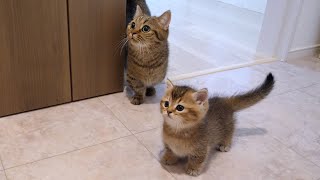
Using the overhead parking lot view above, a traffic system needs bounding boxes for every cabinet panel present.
[0,0,71,117]
[69,0,126,100]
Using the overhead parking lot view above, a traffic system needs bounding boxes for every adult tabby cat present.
[126,5,171,105]
[160,73,275,176]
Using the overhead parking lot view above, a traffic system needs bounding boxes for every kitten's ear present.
[193,88,208,104]
[157,10,171,30]
[166,78,174,89]
[134,5,143,18]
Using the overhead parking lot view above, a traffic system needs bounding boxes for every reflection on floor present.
[1,57,320,179]
[147,0,266,77]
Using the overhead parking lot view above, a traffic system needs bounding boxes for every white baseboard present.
[169,58,277,81]
[287,44,320,60]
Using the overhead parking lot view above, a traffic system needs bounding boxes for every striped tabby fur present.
[126,6,171,105]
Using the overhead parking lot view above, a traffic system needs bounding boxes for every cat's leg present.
[160,146,179,165]
[127,76,146,105]
[186,148,208,176]
[146,86,156,96]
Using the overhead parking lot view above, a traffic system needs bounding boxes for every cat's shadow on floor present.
[160,127,268,176]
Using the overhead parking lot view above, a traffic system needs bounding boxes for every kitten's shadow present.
[235,127,267,137]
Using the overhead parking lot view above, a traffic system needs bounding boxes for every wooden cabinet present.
[0,0,125,117]
[69,0,125,100]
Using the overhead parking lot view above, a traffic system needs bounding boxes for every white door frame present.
[256,0,303,61]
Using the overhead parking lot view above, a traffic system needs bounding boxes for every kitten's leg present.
[186,149,208,176]
[160,146,178,165]
[127,76,146,105]
[146,86,156,96]
[218,127,234,152]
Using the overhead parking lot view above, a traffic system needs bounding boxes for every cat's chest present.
[163,132,194,157]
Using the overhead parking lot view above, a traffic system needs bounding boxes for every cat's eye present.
[131,22,135,29]
[142,25,150,32]
[176,105,184,111]
[164,101,169,107]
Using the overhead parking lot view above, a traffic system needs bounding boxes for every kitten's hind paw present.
[130,95,143,105]
[217,145,231,152]
[146,87,156,96]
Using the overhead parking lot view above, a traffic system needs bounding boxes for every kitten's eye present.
[131,22,135,29]
[176,105,184,111]
[164,101,169,107]
[142,25,150,32]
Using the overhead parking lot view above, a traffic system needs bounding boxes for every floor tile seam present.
[0,156,8,180]
[97,98,134,135]
[132,134,177,180]
[247,122,320,169]
[3,134,133,171]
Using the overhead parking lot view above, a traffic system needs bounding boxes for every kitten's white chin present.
[163,115,191,129]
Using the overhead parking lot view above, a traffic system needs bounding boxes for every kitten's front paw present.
[160,154,178,165]
[186,167,201,176]
[130,96,143,105]
[217,145,230,152]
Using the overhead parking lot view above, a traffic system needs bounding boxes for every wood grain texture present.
[0,0,71,117]
[69,0,126,100]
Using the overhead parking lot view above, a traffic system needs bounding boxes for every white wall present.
[290,0,320,51]
[217,0,267,13]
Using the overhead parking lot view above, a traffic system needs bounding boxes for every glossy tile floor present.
[0,58,320,179]
[147,0,266,77]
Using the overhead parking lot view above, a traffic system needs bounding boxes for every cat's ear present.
[193,88,208,104]
[166,78,174,89]
[134,5,143,18]
[157,10,171,30]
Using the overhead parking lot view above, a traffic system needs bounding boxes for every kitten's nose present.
[167,111,172,115]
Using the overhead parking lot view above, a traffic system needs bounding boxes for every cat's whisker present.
[114,37,128,55]
[119,38,129,55]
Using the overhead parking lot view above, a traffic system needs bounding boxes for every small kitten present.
[126,6,171,105]
[160,73,275,176]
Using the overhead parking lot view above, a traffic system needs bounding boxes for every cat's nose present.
[167,111,172,115]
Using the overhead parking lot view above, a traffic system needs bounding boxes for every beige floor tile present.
[5,136,174,180]
[240,90,320,167]
[300,84,320,98]
[288,57,320,72]
[0,171,6,180]
[99,85,166,134]
[136,119,320,180]
[0,98,130,168]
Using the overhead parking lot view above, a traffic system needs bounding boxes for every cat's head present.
[160,79,209,129]
[127,5,171,47]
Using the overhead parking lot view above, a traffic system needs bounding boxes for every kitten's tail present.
[225,73,275,111]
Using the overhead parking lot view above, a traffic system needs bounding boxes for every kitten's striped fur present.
[160,73,275,176]
[126,6,171,105]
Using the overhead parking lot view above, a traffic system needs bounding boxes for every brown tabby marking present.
[160,74,275,176]
[126,5,171,105]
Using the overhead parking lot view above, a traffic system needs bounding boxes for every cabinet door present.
[68,0,126,100]
[0,0,71,117]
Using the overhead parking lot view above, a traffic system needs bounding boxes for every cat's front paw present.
[217,145,230,152]
[160,152,179,165]
[130,95,143,105]
[186,167,201,176]
[160,155,178,165]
